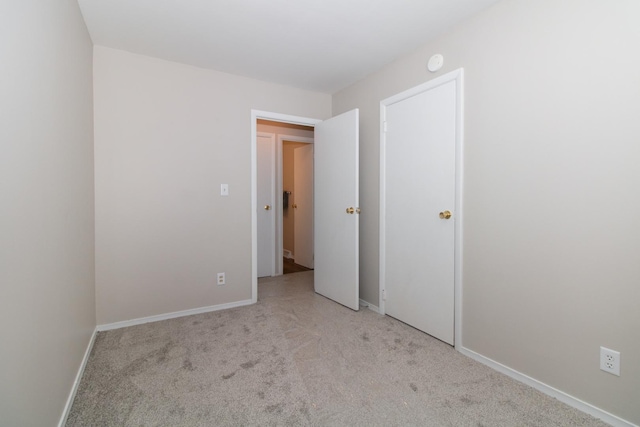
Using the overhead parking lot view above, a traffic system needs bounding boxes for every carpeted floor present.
[67,271,607,426]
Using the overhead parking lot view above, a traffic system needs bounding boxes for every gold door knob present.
[346,207,355,214]
[292,204,297,209]
[264,205,271,210]
[439,210,452,219]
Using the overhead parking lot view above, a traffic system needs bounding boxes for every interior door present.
[293,144,314,268]
[314,109,359,310]
[257,133,276,277]
[382,80,457,345]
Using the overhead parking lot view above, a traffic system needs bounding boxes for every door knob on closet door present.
[439,210,452,219]
[264,205,271,210]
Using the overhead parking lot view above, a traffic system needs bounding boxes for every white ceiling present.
[78,0,500,93]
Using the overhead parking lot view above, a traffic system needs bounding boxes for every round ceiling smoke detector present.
[427,54,444,72]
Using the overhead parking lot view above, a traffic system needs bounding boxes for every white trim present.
[251,113,258,302]
[454,69,465,350]
[96,299,253,332]
[58,327,97,427]
[378,109,387,316]
[251,110,322,304]
[59,297,254,424]
[278,135,314,144]
[459,347,637,427]
[359,299,380,314]
[276,136,283,275]
[378,68,464,349]
[276,134,314,276]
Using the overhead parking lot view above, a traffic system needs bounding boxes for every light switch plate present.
[220,184,229,196]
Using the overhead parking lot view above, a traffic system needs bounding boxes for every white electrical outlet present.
[217,272,225,286]
[600,346,620,376]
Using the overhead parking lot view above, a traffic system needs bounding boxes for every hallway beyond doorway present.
[283,257,312,275]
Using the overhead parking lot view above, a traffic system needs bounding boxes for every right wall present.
[332,0,639,423]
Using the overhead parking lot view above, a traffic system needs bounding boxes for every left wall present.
[0,1,95,425]
[93,47,330,325]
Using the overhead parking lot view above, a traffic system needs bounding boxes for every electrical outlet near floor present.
[217,272,225,286]
[600,346,620,376]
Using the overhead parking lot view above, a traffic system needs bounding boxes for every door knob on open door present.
[264,205,271,210]
[439,210,452,219]
[346,207,355,214]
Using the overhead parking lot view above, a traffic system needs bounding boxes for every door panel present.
[293,144,314,268]
[314,109,359,310]
[257,133,276,278]
[383,81,457,344]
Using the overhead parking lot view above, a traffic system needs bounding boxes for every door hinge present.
[382,289,387,301]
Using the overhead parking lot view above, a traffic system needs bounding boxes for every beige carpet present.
[67,271,607,426]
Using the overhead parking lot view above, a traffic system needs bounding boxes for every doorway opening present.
[251,108,360,310]
[256,119,315,278]
[251,110,321,303]
[281,138,314,275]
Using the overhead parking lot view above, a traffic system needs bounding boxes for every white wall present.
[333,0,640,424]
[0,1,95,425]
[94,47,331,325]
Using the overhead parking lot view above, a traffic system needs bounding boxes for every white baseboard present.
[359,299,380,314]
[58,299,254,425]
[58,327,97,427]
[459,347,636,427]
[59,305,634,427]
[283,249,293,259]
[96,299,254,332]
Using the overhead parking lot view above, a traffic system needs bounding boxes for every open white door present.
[314,109,359,310]
[293,144,314,269]
[257,133,276,277]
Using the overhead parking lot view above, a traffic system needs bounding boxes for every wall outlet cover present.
[600,346,620,376]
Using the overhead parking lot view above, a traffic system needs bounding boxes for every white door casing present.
[257,132,276,278]
[251,109,359,309]
[380,69,463,346]
[314,109,360,311]
[251,111,321,303]
[293,144,314,269]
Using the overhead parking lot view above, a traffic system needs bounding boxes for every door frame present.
[378,68,464,348]
[251,110,321,303]
[277,134,314,275]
